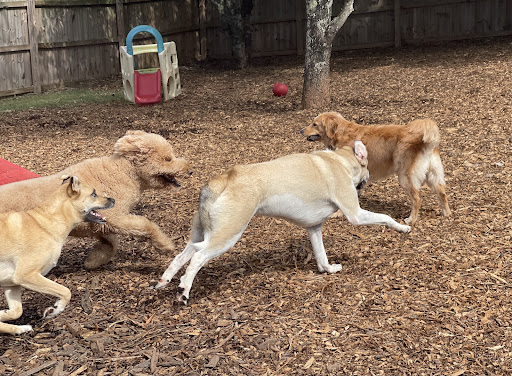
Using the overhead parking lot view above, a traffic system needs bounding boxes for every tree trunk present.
[212,0,254,69]
[302,0,354,109]
[302,0,333,109]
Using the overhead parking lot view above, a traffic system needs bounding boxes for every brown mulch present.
[0,36,511,376]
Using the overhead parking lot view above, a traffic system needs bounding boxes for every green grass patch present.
[0,88,125,113]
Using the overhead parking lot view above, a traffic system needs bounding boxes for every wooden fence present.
[1,0,511,97]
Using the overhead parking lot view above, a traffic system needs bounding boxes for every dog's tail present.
[406,119,440,149]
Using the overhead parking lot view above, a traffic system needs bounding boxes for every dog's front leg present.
[347,208,411,233]
[108,215,175,252]
[17,273,71,319]
[307,225,343,274]
[0,286,33,335]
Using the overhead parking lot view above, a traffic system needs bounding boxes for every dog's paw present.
[149,279,169,290]
[404,216,415,225]
[153,238,175,252]
[16,324,33,334]
[399,224,412,233]
[329,210,343,219]
[43,301,65,319]
[320,263,343,274]
[43,307,57,319]
[176,287,189,305]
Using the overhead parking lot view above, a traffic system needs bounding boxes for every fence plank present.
[295,0,304,55]
[394,0,401,47]
[26,0,41,94]
[115,0,125,45]
[0,0,511,97]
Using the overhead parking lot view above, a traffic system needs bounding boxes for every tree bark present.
[302,0,354,109]
[212,0,254,69]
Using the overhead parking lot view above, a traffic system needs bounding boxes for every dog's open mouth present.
[85,210,107,224]
[307,135,321,141]
[160,174,181,188]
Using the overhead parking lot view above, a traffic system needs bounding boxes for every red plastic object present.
[273,82,288,97]
[0,158,40,186]
[134,69,162,104]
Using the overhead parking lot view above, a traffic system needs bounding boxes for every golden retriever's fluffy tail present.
[406,119,440,148]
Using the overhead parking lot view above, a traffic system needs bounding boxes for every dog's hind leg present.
[84,233,119,270]
[0,286,32,335]
[155,214,204,289]
[398,174,422,225]
[177,222,250,304]
[307,225,342,273]
[16,273,71,319]
[427,150,451,217]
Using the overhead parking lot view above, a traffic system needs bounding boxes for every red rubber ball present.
[273,83,288,97]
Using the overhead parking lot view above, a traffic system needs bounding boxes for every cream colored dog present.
[154,141,410,304]
[0,176,114,335]
[301,112,451,224]
[0,130,191,269]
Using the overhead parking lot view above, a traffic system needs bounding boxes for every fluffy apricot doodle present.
[0,176,114,335]
[0,130,191,269]
[301,112,451,224]
[154,141,410,304]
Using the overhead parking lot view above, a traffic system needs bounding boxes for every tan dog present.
[301,112,451,224]
[154,141,410,304]
[0,176,114,335]
[0,130,191,269]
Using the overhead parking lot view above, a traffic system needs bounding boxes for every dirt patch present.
[0,37,511,375]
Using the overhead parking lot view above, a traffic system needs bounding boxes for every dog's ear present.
[353,140,368,166]
[62,175,81,196]
[60,175,71,184]
[113,132,151,161]
[125,130,147,136]
[325,116,339,139]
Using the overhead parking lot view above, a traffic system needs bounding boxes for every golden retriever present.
[0,130,191,269]
[301,112,450,224]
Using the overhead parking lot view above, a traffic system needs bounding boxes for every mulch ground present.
[0,36,511,376]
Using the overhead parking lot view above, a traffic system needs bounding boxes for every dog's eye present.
[165,157,173,162]
[91,189,97,198]
[313,123,318,127]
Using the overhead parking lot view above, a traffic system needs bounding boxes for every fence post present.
[394,0,401,47]
[26,0,41,94]
[194,0,207,60]
[116,0,126,46]
[296,0,304,55]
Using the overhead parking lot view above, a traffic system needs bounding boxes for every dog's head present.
[60,175,115,224]
[301,112,347,149]
[113,130,192,190]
